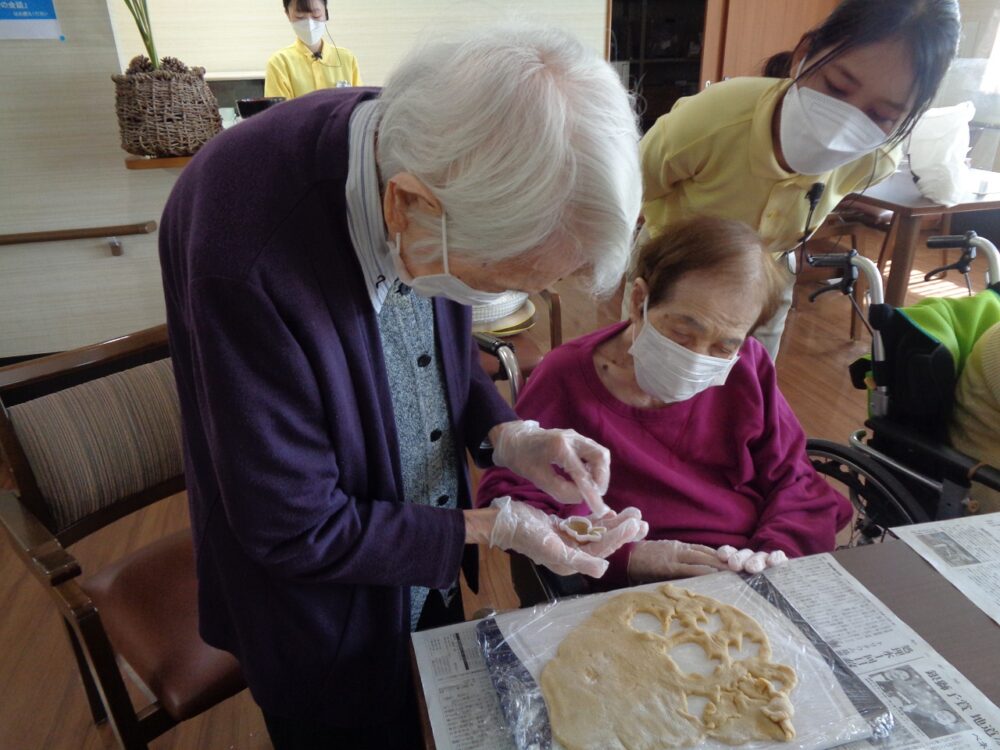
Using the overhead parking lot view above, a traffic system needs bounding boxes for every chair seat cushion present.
[81,529,245,720]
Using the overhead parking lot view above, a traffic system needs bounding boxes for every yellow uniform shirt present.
[639,77,900,254]
[264,38,363,100]
[949,322,1000,514]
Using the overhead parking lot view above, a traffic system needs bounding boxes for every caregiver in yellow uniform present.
[265,0,362,100]
[638,0,960,359]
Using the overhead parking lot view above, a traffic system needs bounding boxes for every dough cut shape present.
[559,516,607,543]
[540,584,797,749]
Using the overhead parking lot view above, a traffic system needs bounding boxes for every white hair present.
[376,23,641,294]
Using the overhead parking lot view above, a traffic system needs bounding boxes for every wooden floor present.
[0,230,986,749]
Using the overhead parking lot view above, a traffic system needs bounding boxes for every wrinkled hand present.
[717,546,788,574]
[489,498,648,578]
[627,539,729,583]
[491,420,611,516]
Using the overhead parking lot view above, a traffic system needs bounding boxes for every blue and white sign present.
[0,0,63,40]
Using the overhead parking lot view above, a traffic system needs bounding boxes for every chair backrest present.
[0,326,182,545]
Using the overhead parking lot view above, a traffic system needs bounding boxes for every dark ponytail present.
[763,50,794,78]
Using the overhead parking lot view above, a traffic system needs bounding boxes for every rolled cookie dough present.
[540,584,797,749]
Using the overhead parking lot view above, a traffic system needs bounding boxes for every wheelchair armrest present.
[866,417,999,490]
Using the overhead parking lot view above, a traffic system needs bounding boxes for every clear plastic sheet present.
[475,571,894,750]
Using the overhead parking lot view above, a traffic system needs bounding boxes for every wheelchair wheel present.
[806,439,929,548]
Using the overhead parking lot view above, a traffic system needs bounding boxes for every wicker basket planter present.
[113,56,222,158]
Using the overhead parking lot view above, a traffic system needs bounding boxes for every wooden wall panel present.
[720,0,839,79]
[106,0,610,84]
[700,0,729,89]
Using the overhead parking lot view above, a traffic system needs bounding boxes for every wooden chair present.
[0,325,245,750]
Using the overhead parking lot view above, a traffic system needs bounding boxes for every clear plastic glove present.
[717,545,789,574]
[492,420,611,516]
[488,498,648,578]
[627,539,729,583]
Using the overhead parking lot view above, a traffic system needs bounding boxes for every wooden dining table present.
[847,168,1000,307]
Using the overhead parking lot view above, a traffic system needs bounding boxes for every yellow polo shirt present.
[264,38,363,100]
[640,77,900,254]
[949,322,1000,514]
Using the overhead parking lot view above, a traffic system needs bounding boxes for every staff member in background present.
[265,0,362,100]
[638,0,960,359]
[161,24,647,750]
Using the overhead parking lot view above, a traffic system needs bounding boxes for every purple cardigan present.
[159,89,515,724]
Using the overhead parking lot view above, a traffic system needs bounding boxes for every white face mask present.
[779,74,888,175]
[389,212,510,307]
[628,298,739,404]
[291,17,326,47]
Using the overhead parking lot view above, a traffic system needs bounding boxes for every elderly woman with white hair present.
[159,23,647,749]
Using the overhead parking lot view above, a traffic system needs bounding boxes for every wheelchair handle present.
[806,253,854,268]
[926,234,972,249]
[804,250,883,304]
[926,231,1000,286]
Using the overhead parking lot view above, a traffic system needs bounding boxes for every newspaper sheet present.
[893,515,1000,627]
[412,553,1000,750]
[412,619,514,750]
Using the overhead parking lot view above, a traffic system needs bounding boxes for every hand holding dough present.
[488,498,648,578]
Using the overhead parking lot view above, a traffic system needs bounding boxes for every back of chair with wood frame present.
[0,325,177,546]
[0,325,192,749]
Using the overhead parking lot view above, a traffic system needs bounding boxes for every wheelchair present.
[805,231,1000,547]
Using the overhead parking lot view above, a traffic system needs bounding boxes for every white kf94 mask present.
[628,298,739,404]
[779,80,888,175]
[291,18,325,47]
[389,212,510,307]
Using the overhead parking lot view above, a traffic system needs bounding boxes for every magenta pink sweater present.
[477,322,851,588]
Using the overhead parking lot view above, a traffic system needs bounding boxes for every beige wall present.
[1,1,607,359]
[106,0,609,84]
[0,0,176,358]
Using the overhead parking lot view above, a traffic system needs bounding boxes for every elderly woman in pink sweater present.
[478,216,852,588]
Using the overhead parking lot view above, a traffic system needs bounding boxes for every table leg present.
[884,213,922,307]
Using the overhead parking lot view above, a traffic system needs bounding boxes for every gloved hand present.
[627,539,729,583]
[488,498,648,578]
[491,420,611,516]
[716,545,789,574]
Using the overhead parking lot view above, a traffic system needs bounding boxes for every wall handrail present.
[0,221,157,247]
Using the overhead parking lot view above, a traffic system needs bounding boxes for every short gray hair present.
[376,23,641,294]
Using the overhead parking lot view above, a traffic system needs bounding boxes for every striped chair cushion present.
[7,358,183,531]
